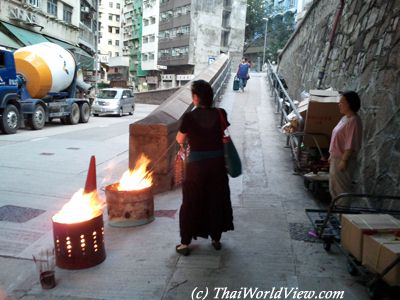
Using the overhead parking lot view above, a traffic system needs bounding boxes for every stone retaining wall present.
[278,0,400,200]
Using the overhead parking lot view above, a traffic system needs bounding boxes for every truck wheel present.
[118,108,123,117]
[79,103,90,123]
[29,105,46,130]
[68,103,80,125]
[0,104,20,134]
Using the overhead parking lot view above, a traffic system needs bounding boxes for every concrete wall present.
[229,0,248,69]
[189,0,247,75]
[190,0,224,75]
[134,87,180,105]
[277,0,400,201]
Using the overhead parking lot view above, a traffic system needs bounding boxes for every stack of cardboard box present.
[341,214,400,286]
[298,90,341,148]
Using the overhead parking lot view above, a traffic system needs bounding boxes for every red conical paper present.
[84,156,97,193]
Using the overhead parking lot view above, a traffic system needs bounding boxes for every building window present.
[47,0,58,16]
[115,40,119,46]
[114,67,118,72]
[175,7,182,17]
[108,51,112,57]
[115,52,119,56]
[116,15,120,22]
[28,0,39,7]
[108,39,112,45]
[108,14,113,21]
[108,26,113,33]
[116,28,120,34]
[116,3,120,9]
[109,2,113,8]
[63,4,72,23]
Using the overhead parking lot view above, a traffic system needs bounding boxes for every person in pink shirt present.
[329,91,362,205]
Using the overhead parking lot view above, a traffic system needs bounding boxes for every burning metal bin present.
[52,213,106,269]
[105,184,154,227]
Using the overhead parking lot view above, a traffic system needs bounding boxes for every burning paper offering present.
[117,154,153,191]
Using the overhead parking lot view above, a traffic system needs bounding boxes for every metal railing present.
[266,60,319,173]
[266,60,303,129]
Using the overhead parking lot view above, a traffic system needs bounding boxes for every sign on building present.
[177,75,195,81]
[208,56,216,65]
[157,65,168,70]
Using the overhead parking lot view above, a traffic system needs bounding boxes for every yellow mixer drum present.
[14,42,76,99]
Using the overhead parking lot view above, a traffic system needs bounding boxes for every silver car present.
[92,88,135,117]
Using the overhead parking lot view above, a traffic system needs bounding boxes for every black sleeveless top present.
[179,107,229,152]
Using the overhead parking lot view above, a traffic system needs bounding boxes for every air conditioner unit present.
[81,6,90,13]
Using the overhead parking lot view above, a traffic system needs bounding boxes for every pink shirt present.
[329,115,362,159]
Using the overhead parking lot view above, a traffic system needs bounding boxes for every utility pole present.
[94,0,100,96]
[262,17,269,66]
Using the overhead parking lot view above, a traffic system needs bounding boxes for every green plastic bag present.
[223,135,242,177]
[217,109,242,177]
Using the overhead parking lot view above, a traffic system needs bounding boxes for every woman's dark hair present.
[340,90,361,113]
[191,80,214,107]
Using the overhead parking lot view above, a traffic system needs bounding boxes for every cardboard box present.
[362,234,400,286]
[341,214,400,262]
[298,90,341,148]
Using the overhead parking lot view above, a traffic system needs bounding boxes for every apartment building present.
[0,0,97,74]
[119,0,246,89]
[98,0,123,63]
[123,0,147,88]
[157,0,246,87]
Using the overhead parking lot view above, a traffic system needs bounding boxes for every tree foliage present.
[245,0,268,42]
[245,0,295,61]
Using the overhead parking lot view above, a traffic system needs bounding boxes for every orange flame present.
[52,189,104,224]
[117,154,153,191]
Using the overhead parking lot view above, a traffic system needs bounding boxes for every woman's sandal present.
[211,241,222,250]
[175,244,190,256]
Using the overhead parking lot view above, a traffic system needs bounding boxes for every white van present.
[92,88,135,117]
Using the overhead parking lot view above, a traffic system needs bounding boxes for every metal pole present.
[94,0,99,96]
[262,18,268,65]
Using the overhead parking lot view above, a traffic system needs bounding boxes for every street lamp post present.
[262,17,269,67]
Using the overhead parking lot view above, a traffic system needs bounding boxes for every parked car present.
[92,88,135,117]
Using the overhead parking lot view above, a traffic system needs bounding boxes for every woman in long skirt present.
[175,80,234,256]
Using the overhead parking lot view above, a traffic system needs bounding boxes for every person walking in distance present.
[236,57,250,92]
[329,91,362,206]
[175,80,234,256]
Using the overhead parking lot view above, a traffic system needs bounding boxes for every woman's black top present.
[179,107,229,151]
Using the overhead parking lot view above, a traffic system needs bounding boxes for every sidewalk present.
[2,74,368,300]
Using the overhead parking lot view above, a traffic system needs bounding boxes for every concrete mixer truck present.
[0,42,92,134]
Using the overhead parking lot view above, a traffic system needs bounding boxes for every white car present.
[92,88,135,117]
